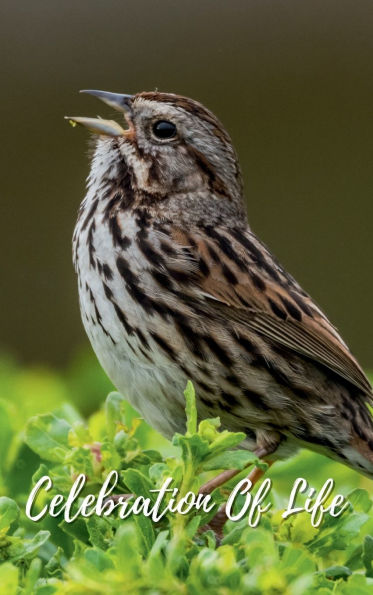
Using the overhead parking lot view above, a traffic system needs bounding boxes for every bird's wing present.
[167,225,372,395]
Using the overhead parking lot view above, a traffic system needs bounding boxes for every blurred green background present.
[1,0,372,370]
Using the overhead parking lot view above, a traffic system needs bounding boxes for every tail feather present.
[340,432,373,479]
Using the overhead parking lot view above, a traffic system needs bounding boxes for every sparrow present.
[68,90,373,489]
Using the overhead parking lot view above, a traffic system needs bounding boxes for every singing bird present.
[68,90,373,490]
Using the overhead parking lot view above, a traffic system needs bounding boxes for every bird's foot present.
[199,453,273,539]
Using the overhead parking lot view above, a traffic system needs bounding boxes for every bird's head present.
[67,90,245,223]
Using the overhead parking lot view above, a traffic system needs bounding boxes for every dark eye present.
[152,120,177,140]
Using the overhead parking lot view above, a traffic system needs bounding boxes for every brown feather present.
[169,225,372,396]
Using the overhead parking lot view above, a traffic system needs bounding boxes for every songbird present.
[68,90,373,496]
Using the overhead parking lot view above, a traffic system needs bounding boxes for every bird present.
[67,89,373,500]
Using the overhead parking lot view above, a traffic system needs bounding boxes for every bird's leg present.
[103,493,134,508]
[199,447,270,495]
[199,447,274,539]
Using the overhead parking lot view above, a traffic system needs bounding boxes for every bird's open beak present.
[65,90,134,137]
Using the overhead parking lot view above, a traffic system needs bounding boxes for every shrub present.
[0,357,372,593]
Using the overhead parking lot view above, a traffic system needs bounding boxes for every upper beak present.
[65,89,134,137]
[80,89,134,113]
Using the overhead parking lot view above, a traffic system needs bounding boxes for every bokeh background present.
[1,0,372,370]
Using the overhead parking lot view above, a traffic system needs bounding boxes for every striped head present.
[67,90,246,225]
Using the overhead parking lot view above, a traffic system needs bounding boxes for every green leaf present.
[44,546,65,577]
[185,515,201,538]
[198,417,221,442]
[23,558,42,595]
[25,414,72,462]
[335,574,373,594]
[148,529,169,558]
[134,513,155,555]
[324,565,352,580]
[114,524,142,577]
[121,468,156,504]
[0,562,18,594]
[185,381,197,435]
[339,512,370,537]
[349,488,372,513]
[197,417,246,454]
[54,402,83,426]
[280,545,316,577]
[202,449,258,471]
[86,516,108,550]
[145,531,169,583]
[59,518,90,544]
[363,535,373,577]
[207,430,246,454]
[105,391,126,439]
[289,512,320,544]
[9,530,50,562]
[0,497,20,533]
[84,547,114,572]
[173,433,210,466]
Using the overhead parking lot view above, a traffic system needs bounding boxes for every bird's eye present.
[152,120,177,140]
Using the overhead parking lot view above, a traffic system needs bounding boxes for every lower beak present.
[65,89,134,137]
[65,116,127,137]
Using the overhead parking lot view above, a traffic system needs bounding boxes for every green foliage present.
[0,355,372,593]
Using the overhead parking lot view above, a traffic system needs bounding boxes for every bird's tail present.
[335,394,373,479]
[340,431,373,479]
